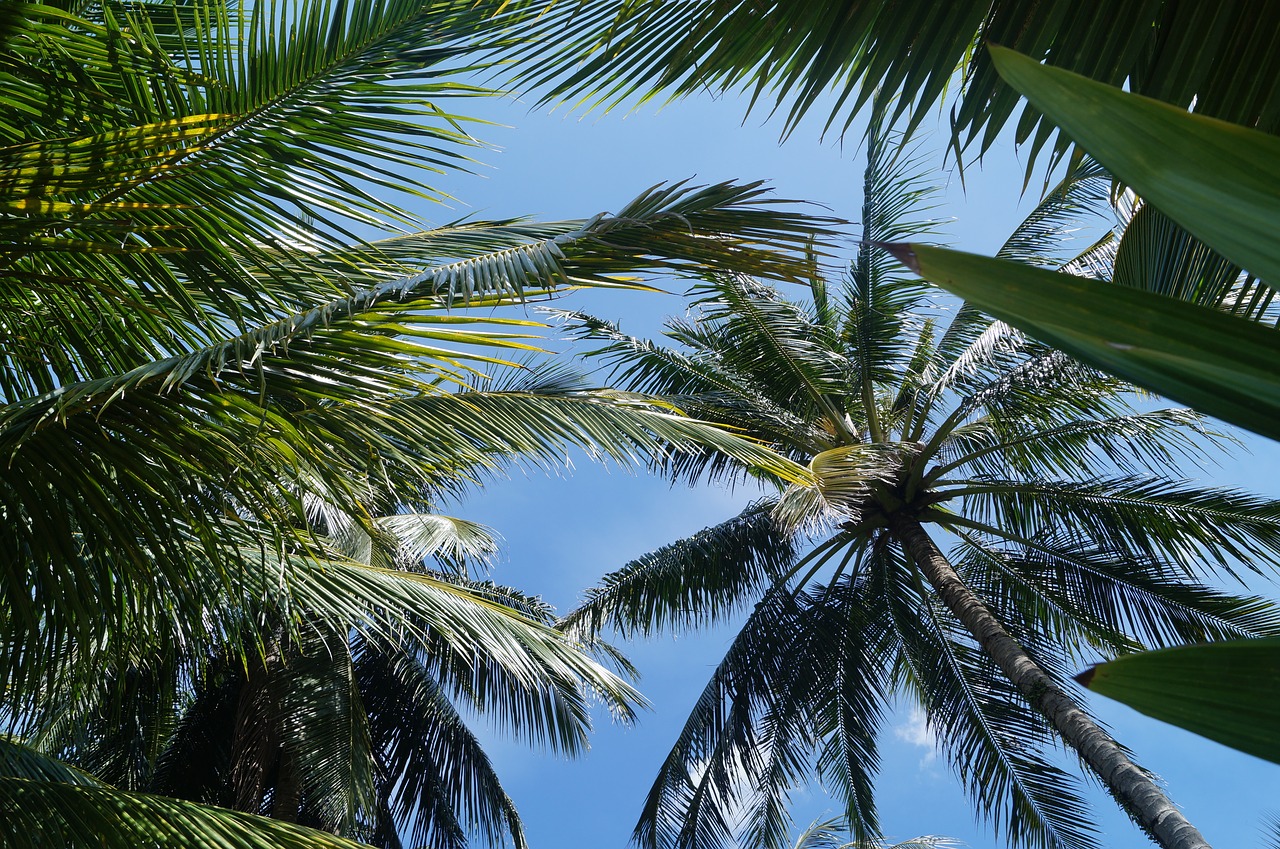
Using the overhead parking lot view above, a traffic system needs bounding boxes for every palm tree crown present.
[556,134,1280,849]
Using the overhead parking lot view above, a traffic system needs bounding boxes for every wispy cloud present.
[893,707,939,771]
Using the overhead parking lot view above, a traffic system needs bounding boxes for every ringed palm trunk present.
[890,516,1211,849]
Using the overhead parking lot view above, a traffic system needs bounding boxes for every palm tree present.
[1,0,834,845]
[554,127,1280,849]
[17,442,628,849]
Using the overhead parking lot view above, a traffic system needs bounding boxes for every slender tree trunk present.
[891,515,1211,849]
[271,746,302,823]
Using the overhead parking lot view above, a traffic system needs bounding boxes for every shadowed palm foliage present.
[501,1,1280,166]
[556,127,1280,849]
[12,447,634,849]
[499,1,1280,339]
[1,0,833,845]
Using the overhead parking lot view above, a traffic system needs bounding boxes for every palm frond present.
[356,638,527,849]
[805,573,891,845]
[993,159,1113,270]
[562,501,794,640]
[1111,201,1278,322]
[945,476,1280,580]
[951,531,1280,654]
[497,1,1280,168]
[842,108,941,445]
[633,585,804,849]
[275,635,379,836]
[936,408,1221,482]
[552,309,822,472]
[691,276,854,442]
[0,738,101,787]
[888,563,1097,849]
[0,777,373,849]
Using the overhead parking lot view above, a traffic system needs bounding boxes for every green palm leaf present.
[0,777,375,849]
[496,1,1280,167]
[561,501,794,640]
[890,573,1095,849]
[0,738,102,787]
[1078,637,1280,766]
[355,639,528,849]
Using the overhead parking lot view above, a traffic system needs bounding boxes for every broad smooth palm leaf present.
[559,127,1280,849]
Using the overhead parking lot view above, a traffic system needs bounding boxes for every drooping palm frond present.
[0,738,102,787]
[886,563,1096,849]
[799,573,891,845]
[16,514,640,849]
[941,477,1280,579]
[0,777,375,849]
[632,583,804,849]
[561,501,794,641]
[1,184,830,705]
[496,1,1280,167]
[356,638,527,849]
[951,532,1280,655]
[787,817,965,849]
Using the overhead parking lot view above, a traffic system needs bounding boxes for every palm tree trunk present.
[271,746,302,823]
[891,515,1211,849]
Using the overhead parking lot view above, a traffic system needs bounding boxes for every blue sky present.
[418,87,1280,848]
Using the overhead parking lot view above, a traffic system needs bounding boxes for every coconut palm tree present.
[554,127,1280,849]
[1,0,834,845]
[16,430,627,849]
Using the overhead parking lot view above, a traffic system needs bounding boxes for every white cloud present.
[893,707,939,770]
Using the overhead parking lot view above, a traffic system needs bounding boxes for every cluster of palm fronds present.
[0,1,838,846]
[555,126,1280,849]
[8,1,1280,849]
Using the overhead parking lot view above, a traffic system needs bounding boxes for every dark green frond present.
[357,639,527,849]
[0,778,373,849]
[275,636,379,836]
[888,562,1097,849]
[937,408,1220,482]
[0,739,101,787]
[498,1,1280,169]
[805,572,891,844]
[562,501,794,640]
[633,586,804,849]
[993,159,1113,270]
[952,532,1280,655]
[947,476,1280,580]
